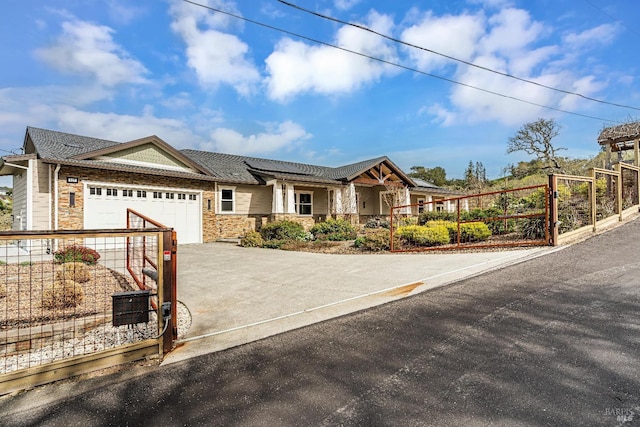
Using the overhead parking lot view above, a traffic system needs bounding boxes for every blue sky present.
[1,0,639,186]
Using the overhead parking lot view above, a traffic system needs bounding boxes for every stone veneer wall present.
[214,215,269,239]
[269,214,317,230]
[56,166,218,242]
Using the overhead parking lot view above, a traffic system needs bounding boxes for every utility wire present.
[278,0,640,113]
[182,0,616,123]
[582,0,640,38]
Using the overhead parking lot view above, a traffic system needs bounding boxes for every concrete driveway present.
[166,243,554,364]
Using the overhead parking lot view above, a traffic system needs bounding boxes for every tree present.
[464,160,488,192]
[507,118,566,173]
[408,166,447,187]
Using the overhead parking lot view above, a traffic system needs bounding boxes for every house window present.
[123,189,133,197]
[417,198,426,214]
[106,188,118,196]
[189,194,197,201]
[166,192,175,200]
[69,192,75,207]
[153,191,162,199]
[89,187,102,196]
[220,188,235,213]
[137,190,147,198]
[178,193,186,200]
[295,192,313,216]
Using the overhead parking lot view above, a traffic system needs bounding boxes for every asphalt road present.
[3,218,640,426]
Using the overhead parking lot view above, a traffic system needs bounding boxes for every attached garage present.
[84,182,202,244]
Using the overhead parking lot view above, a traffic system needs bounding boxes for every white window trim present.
[295,190,313,216]
[219,186,236,214]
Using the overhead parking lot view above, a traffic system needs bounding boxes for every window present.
[89,187,102,196]
[123,189,133,197]
[166,192,175,200]
[189,194,197,201]
[417,198,426,214]
[106,188,118,196]
[178,193,186,200]
[295,192,313,216]
[137,190,147,198]
[69,192,75,207]
[153,191,162,199]
[220,188,234,213]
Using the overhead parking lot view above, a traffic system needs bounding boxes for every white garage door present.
[84,184,202,244]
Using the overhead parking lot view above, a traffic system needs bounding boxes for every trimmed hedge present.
[260,220,307,241]
[310,218,357,241]
[396,224,450,246]
[240,230,264,247]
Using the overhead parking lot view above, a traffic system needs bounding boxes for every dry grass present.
[0,261,136,329]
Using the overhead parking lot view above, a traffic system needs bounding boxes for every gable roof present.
[6,127,443,191]
[21,127,217,181]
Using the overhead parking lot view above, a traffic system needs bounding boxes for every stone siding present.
[56,166,218,242]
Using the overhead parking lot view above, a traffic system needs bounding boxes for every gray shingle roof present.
[18,127,435,189]
[26,127,121,160]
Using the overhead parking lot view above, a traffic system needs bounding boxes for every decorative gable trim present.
[71,135,213,177]
[347,158,416,187]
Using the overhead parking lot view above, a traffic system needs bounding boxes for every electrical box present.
[112,290,151,326]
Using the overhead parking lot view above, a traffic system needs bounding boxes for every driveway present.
[169,243,552,363]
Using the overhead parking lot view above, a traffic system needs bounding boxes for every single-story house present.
[0,127,458,244]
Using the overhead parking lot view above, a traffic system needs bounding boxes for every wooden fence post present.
[548,174,558,246]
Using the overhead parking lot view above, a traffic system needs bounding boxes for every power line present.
[182,0,617,123]
[278,0,640,113]
[582,0,640,38]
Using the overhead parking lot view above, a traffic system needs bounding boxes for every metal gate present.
[0,222,177,395]
[390,184,551,252]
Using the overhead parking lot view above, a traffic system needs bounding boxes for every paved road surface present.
[2,219,640,426]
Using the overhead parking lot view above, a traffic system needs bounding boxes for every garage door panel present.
[84,186,201,244]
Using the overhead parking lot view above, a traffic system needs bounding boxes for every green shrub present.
[462,207,514,234]
[310,218,357,241]
[517,217,546,240]
[418,210,456,225]
[240,230,264,247]
[396,225,450,246]
[54,245,100,265]
[260,220,307,241]
[354,229,390,251]
[261,239,287,249]
[456,222,492,242]
[364,218,390,229]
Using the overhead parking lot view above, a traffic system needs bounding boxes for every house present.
[0,127,457,244]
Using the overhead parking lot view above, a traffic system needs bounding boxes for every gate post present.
[548,174,558,246]
[161,230,178,353]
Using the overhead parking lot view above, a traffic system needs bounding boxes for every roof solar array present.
[245,158,306,174]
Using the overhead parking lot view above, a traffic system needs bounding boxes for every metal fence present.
[390,185,550,252]
[0,226,176,395]
[551,164,640,243]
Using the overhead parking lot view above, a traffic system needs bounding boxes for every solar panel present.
[245,159,304,174]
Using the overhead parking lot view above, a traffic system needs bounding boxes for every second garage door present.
[83,184,202,244]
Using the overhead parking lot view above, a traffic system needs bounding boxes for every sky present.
[1,0,640,187]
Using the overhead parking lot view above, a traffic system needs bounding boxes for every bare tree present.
[507,118,566,173]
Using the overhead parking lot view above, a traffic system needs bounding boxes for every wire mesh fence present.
[592,168,620,222]
[554,175,594,235]
[620,164,640,210]
[0,231,163,376]
[390,185,549,252]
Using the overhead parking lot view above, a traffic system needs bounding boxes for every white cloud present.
[265,11,399,101]
[35,20,148,86]
[563,23,619,48]
[480,8,545,55]
[335,0,361,11]
[169,0,260,95]
[401,12,485,72]
[210,121,311,155]
[54,106,204,147]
